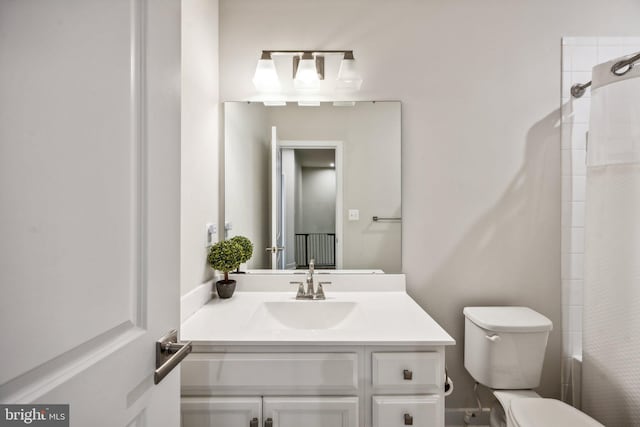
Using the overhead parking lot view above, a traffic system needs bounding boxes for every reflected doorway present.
[274,138,343,270]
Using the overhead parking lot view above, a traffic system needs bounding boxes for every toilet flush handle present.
[485,334,501,342]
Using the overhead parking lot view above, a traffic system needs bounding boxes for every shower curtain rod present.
[571,51,640,98]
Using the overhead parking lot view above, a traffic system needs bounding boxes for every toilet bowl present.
[463,306,603,427]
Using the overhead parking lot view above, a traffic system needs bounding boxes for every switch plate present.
[348,209,360,221]
[205,223,217,247]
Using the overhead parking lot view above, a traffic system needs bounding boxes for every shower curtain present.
[583,55,640,426]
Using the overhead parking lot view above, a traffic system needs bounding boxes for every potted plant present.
[230,235,253,274]
[207,239,243,299]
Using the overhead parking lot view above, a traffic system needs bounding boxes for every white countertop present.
[181,288,455,346]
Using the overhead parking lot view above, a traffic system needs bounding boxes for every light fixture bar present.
[261,50,354,56]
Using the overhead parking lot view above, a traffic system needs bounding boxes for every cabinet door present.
[182,397,262,427]
[263,396,358,427]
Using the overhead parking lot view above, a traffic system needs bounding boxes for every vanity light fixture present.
[332,101,356,107]
[252,50,362,93]
[252,51,280,93]
[297,100,321,107]
[263,100,287,106]
[294,52,322,91]
[336,51,363,91]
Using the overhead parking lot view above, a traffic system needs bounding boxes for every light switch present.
[348,209,360,221]
[205,223,217,247]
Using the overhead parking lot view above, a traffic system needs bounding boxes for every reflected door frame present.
[278,139,344,270]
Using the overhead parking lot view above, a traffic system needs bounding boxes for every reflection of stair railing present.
[295,233,336,268]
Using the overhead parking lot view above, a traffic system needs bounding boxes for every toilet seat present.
[507,398,604,427]
[493,390,540,413]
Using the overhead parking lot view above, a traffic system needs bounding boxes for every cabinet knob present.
[250,418,258,427]
[265,418,273,427]
[404,413,414,425]
[403,369,413,380]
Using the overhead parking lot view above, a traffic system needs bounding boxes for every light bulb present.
[294,53,320,91]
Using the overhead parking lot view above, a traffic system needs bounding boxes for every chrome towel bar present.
[372,216,402,222]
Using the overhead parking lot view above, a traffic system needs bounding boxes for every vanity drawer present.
[372,352,442,390]
[372,395,441,427]
[181,352,358,395]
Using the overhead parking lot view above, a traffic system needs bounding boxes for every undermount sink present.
[248,300,360,330]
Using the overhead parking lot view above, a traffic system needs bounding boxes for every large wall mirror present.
[223,101,401,273]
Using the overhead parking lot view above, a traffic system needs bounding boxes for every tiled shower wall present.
[560,36,640,406]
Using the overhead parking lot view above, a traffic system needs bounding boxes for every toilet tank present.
[463,307,553,389]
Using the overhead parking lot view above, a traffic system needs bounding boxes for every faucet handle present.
[290,281,305,298]
[309,259,315,274]
[315,281,331,300]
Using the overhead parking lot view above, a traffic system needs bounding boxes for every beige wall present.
[180,0,219,295]
[218,0,640,408]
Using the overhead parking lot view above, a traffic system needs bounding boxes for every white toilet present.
[463,306,603,427]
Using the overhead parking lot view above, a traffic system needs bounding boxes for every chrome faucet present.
[306,258,315,297]
[290,259,329,300]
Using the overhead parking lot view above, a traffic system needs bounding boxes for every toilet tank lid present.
[463,307,553,333]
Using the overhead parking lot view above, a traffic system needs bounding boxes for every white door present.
[263,397,358,427]
[181,397,262,427]
[269,126,285,269]
[0,1,183,426]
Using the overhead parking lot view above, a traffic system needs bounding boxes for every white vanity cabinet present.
[181,397,262,427]
[179,278,455,427]
[181,346,446,427]
[181,396,358,427]
[372,395,441,427]
[263,397,359,427]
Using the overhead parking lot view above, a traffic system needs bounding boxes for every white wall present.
[219,0,640,409]
[224,102,271,268]
[180,0,219,296]
[300,167,336,233]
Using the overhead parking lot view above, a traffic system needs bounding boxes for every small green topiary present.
[207,239,243,281]
[230,235,254,265]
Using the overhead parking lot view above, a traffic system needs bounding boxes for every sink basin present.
[248,300,360,330]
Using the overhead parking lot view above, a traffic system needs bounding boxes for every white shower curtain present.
[583,55,640,426]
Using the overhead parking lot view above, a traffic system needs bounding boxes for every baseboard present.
[180,280,214,323]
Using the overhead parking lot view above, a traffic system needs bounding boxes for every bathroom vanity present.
[180,274,454,427]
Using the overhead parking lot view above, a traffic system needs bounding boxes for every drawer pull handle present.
[404,413,414,425]
[250,418,258,427]
[265,418,273,427]
[403,369,413,380]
